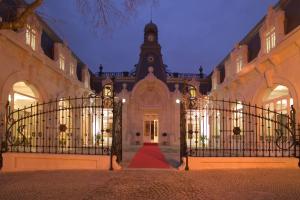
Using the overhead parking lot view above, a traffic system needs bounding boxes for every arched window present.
[262,85,293,140]
[263,85,293,114]
[8,82,39,110]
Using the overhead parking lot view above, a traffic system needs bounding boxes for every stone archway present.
[128,68,171,145]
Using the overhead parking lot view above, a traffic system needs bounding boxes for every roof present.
[213,0,300,85]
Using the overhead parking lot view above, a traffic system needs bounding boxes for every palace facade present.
[1,0,300,151]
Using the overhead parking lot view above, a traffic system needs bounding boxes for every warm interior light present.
[176,99,180,104]
[122,98,126,103]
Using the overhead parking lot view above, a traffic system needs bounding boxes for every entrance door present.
[143,117,159,143]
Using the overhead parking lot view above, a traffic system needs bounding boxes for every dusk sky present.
[37,0,278,75]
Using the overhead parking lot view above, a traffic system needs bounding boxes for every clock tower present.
[135,21,167,82]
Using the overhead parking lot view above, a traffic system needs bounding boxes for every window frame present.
[236,56,243,73]
[265,27,276,53]
[25,24,37,51]
[59,54,65,71]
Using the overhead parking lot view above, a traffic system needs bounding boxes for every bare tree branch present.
[76,0,158,33]
[0,0,43,30]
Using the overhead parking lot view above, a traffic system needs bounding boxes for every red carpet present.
[128,143,170,168]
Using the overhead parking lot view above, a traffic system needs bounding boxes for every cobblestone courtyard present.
[0,169,300,200]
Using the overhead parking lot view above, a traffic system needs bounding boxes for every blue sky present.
[37,0,278,75]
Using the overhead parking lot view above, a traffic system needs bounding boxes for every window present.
[263,85,292,114]
[263,85,293,140]
[233,101,243,133]
[212,77,217,90]
[25,24,36,50]
[70,63,75,76]
[236,56,243,73]
[266,27,276,53]
[9,82,38,110]
[8,82,39,148]
[58,99,72,148]
[59,55,65,71]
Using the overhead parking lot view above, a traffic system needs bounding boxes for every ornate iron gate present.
[180,85,300,169]
[0,84,122,170]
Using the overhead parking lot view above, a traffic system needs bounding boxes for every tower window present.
[104,85,112,97]
[266,27,276,53]
[25,24,36,50]
[59,55,65,71]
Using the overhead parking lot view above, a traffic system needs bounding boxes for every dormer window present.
[236,56,243,73]
[59,55,65,71]
[266,27,276,53]
[212,77,217,90]
[70,63,75,76]
[25,24,36,50]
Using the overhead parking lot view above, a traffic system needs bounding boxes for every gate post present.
[0,102,9,170]
[0,113,3,169]
[185,154,189,171]
[109,77,116,171]
[291,105,300,168]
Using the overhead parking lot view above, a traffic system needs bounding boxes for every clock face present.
[147,34,155,42]
[147,55,154,63]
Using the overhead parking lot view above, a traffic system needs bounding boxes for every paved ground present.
[0,169,300,200]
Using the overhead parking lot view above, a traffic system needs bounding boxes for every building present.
[0,0,300,171]
[210,0,300,120]
[93,22,210,147]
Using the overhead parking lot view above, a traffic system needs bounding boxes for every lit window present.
[236,56,243,73]
[104,85,112,97]
[233,101,243,132]
[262,85,293,140]
[70,63,75,76]
[266,27,276,53]
[59,55,65,71]
[25,24,36,50]
[212,77,217,90]
[10,82,38,110]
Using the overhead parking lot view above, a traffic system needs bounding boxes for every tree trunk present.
[0,0,43,30]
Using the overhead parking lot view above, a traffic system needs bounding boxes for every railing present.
[1,94,122,160]
[101,71,202,79]
[180,98,300,159]
[168,73,201,79]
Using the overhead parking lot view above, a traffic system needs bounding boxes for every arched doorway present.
[129,71,171,145]
[6,82,41,151]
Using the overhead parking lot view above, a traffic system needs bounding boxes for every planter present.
[135,132,141,145]
[162,132,168,145]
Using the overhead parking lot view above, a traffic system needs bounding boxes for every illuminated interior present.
[263,85,293,138]
[9,81,38,110]
[92,108,113,147]
[186,109,210,147]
